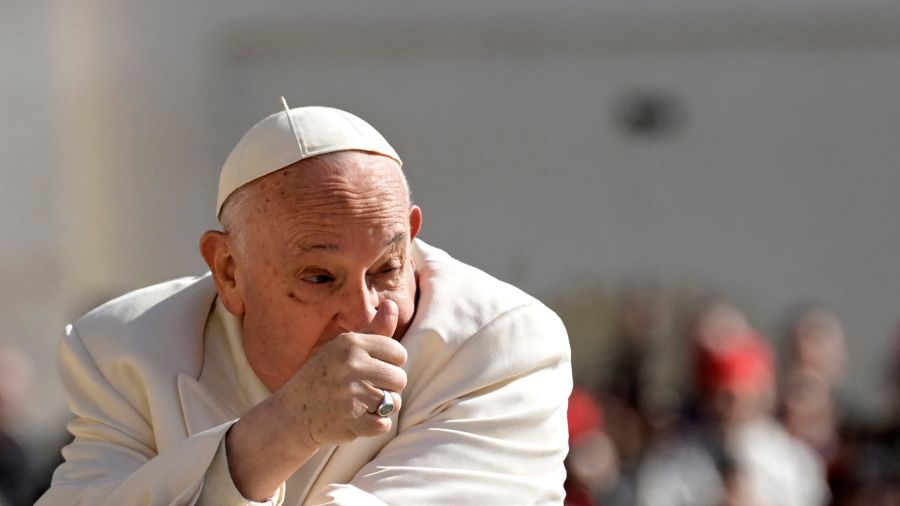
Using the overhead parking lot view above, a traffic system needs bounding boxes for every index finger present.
[357,333,408,367]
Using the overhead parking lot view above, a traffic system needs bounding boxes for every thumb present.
[365,299,399,338]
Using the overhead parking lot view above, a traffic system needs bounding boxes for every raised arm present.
[307,302,573,505]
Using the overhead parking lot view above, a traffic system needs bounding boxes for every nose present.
[334,276,379,333]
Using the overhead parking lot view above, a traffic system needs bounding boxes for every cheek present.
[243,273,319,340]
[278,290,337,329]
[257,298,339,360]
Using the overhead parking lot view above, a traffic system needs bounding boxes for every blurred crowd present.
[0,346,67,506]
[564,284,900,506]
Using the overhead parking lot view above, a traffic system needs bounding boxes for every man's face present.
[222,151,421,390]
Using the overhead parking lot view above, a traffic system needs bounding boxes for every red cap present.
[567,388,604,444]
[696,334,774,393]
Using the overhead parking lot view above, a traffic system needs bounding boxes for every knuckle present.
[346,354,373,375]
[351,343,372,360]
[338,332,362,350]
[332,332,352,346]
[344,356,362,374]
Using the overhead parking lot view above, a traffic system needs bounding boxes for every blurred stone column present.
[51,0,138,318]
[0,2,67,433]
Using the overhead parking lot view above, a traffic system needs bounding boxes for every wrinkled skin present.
[199,150,422,499]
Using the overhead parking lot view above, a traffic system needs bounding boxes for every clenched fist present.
[276,299,408,447]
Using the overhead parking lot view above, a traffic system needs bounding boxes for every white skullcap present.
[216,104,402,219]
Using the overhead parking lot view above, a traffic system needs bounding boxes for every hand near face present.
[280,299,408,448]
[208,152,422,501]
[225,299,408,501]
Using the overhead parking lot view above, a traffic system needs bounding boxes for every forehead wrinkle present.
[283,229,408,261]
[267,180,409,236]
[236,150,407,216]
[232,151,411,258]
[288,170,406,207]
[223,150,407,214]
[262,159,407,216]
[292,188,406,216]
[276,209,407,257]
[297,243,339,254]
[282,150,409,203]
[278,199,407,232]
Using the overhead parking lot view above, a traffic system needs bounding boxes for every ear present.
[199,230,245,316]
[408,205,423,240]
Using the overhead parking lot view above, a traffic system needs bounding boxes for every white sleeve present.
[307,303,573,506]
[36,326,284,506]
[198,437,283,506]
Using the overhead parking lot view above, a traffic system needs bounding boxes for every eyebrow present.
[299,243,339,253]
[386,231,407,248]
[297,231,407,254]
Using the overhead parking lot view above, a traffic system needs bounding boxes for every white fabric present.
[37,240,572,505]
[216,105,401,218]
[728,418,829,506]
[198,298,333,505]
[195,299,281,506]
[636,418,829,506]
[200,440,280,506]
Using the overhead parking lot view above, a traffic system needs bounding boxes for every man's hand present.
[280,299,407,447]
[224,300,408,501]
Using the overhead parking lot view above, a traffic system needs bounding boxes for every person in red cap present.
[695,329,776,429]
[564,388,630,506]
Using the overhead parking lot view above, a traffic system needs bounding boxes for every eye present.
[367,261,403,289]
[373,261,401,277]
[303,274,334,284]
[298,269,335,284]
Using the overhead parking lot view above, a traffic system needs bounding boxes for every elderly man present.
[37,104,572,505]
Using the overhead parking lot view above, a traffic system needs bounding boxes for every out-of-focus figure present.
[635,303,829,506]
[779,305,851,497]
[601,282,679,473]
[565,388,631,506]
[0,345,36,506]
[605,281,679,423]
[828,322,900,505]
[588,281,681,505]
[785,306,847,389]
[779,369,840,472]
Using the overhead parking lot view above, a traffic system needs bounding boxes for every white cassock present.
[37,240,572,505]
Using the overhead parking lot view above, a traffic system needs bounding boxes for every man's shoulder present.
[402,241,571,437]
[413,240,563,344]
[76,275,212,328]
[70,274,217,374]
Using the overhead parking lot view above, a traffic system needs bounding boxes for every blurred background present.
[2,0,899,504]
